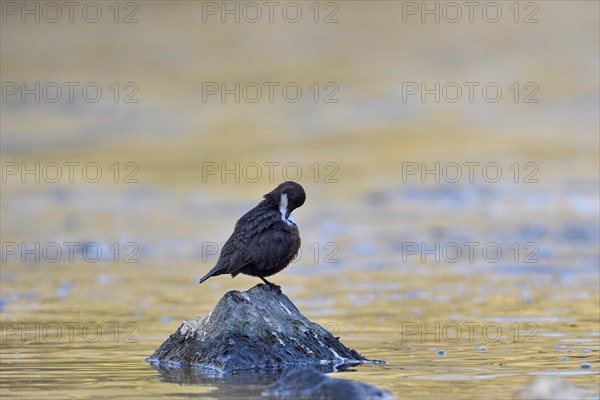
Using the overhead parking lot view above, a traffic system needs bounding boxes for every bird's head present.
[265,181,306,223]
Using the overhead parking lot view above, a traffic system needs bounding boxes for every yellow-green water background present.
[1,1,599,398]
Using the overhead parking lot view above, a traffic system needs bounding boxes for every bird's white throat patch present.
[279,193,295,226]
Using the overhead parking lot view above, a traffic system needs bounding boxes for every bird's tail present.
[198,265,223,284]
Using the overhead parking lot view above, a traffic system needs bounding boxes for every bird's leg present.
[260,277,281,292]
[260,276,271,285]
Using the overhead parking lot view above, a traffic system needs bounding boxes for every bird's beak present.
[285,210,291,220]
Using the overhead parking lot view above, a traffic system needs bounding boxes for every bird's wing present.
[235,208,282,238]
[236,222,300,276]
[218,209,281,273]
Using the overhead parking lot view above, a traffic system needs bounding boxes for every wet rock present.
[262,368,393,400]
[150,361,347,386]
[146,284,382,374]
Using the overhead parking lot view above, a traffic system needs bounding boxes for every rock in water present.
[146,284,382,373]
[262,368,394,400]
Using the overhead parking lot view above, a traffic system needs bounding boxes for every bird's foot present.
[260,277,281,293]
[269,283,282,293]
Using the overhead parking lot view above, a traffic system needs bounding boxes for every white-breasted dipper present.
[199,181,306,286]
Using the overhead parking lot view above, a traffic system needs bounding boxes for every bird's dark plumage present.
[199,181,305,286]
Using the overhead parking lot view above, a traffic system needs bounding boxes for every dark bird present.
[199,181,306,287]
